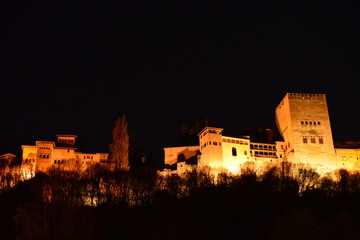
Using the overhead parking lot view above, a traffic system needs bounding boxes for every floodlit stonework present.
[162,93,360,176]
[21,134,113,177]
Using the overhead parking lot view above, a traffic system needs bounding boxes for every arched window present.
[54,160,57,164]
[232,147,237,156]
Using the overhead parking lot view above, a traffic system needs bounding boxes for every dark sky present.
[1,1,360,161]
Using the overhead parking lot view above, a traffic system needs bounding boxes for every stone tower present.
[198,127,224,170]
[275,93,338,172]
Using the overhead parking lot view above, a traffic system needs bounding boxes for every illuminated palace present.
[21,134,112,176]
[163,93,360,175]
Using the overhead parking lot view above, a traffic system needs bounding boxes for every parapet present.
[287,93,325,100]
[276,92,326,111]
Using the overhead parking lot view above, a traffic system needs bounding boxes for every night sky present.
[2,1,360,161]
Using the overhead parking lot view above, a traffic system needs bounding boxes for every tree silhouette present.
[179,120,202,146]
[109,113,130,172]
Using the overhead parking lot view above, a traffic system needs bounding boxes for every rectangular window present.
[319,138,324,144]
[213,142,218,145]
[303,138,308,144]
[244,150,247,155]
[311,138,316,143]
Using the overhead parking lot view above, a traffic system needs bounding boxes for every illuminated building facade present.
[21,134,112,175]
[163,93,360,175]
[163,127,285,175]
[275,93,338,173]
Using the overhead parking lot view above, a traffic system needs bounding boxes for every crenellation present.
[287,92,325,100]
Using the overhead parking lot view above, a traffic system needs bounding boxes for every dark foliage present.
[1,165,360,239]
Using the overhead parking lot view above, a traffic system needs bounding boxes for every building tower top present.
[198,126,223,137]
[56,134,77,147]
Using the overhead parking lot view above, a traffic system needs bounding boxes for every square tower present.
[275,93,338,172]
[198,127,224,170]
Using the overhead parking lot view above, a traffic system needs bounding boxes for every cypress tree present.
[109,113,130,171]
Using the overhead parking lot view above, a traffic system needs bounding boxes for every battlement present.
[276,92,327,111]
[287,92,325,100]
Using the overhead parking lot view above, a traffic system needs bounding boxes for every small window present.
[244,150,247,155]
[303,138,308,144]
[319,138,324,144]
[301,121,304,124]
[311,138,316,143]
[232,147,237,156]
